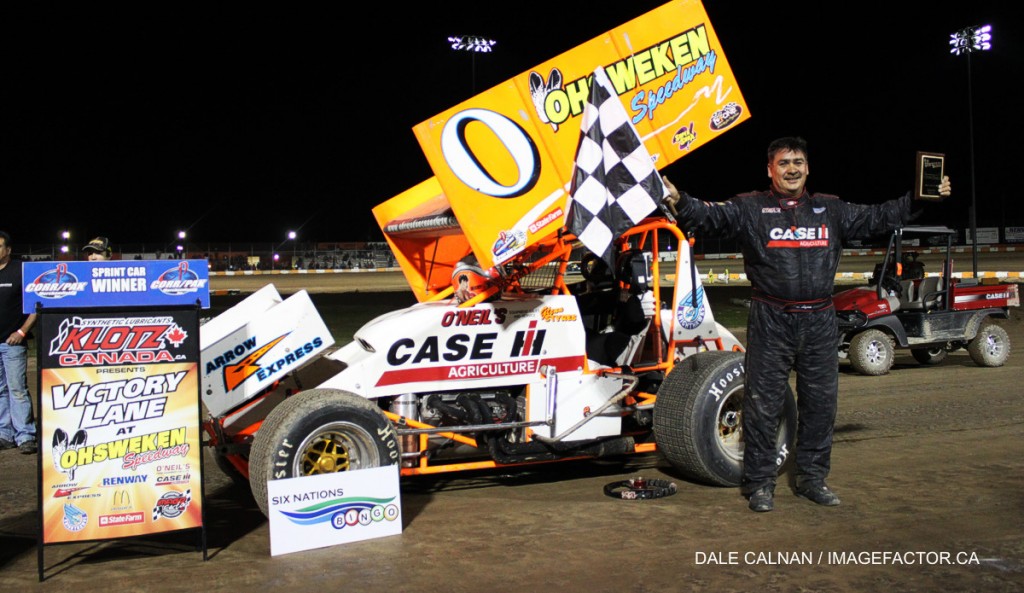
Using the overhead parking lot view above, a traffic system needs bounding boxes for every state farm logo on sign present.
[99,512,145,527]
[48,316,188,367]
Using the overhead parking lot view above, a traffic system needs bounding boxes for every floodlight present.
[950,25,992,55]
[950,24,993,276]
[448,35,496,53]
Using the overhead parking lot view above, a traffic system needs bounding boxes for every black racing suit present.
[676,188,911,494]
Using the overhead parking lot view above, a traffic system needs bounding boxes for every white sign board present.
[267,465,402,556]
[964,227,999,245]
[1006,226,1024,243]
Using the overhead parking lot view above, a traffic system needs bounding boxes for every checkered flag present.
[568,66,666,267]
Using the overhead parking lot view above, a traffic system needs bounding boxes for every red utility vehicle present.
[834,226,1019,375]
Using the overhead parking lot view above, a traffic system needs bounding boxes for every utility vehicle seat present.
[918,276,944,309]
[897,279,917,310]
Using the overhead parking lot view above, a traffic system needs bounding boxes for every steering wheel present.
[880,275,902,298]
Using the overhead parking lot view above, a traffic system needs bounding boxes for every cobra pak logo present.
[26,263,88,299]
[151,261,207,296]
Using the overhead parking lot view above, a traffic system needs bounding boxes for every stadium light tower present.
[448,34,496,93]
[176,230,187,259]
[950,24,991,277]
[288,230,297,269]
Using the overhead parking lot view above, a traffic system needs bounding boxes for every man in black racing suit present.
[664,137,951,512]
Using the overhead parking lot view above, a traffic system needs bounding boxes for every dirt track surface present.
[1,274,1023,592]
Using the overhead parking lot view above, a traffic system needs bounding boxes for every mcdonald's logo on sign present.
[111,489,132,511]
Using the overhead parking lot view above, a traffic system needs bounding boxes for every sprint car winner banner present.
[22,259,210,314]
[413,0,748,268]
[37,308,203,544]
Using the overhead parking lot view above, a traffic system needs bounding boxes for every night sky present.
[7,1,1020,249]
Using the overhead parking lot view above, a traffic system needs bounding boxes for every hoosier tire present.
[248,389,400,517]
[849,329,895,376]
[654,351,796,487]
[968,322,1011,367]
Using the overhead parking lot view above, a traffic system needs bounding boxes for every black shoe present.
[18,440,38,455]
[747,486,774,512]
[0,438,15,450]
[795,482,841,506]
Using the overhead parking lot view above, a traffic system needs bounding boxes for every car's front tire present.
[248,389,400,517]
[654,351,796,487]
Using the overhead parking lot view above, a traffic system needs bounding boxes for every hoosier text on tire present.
[248,389,400,517]
[653,350,796,487]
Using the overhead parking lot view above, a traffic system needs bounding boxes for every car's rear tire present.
[968,322,1010,367]
[654,351,796,487]
[911,346,947,366]
[248,389,400,517]
[849,329,895,376]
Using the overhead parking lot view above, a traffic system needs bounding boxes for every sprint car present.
[200,214,796,516]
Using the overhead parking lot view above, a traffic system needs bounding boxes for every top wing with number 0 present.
[374,0,749,299]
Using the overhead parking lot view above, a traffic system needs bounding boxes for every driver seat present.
[585,293,649,367]
[918,276,944,309]
[583,249,654,367]
[897,279,917,310]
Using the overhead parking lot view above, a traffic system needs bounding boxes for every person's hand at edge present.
[662,175,680,215]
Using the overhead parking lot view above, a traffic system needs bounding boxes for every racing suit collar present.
[770,188,808,210]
